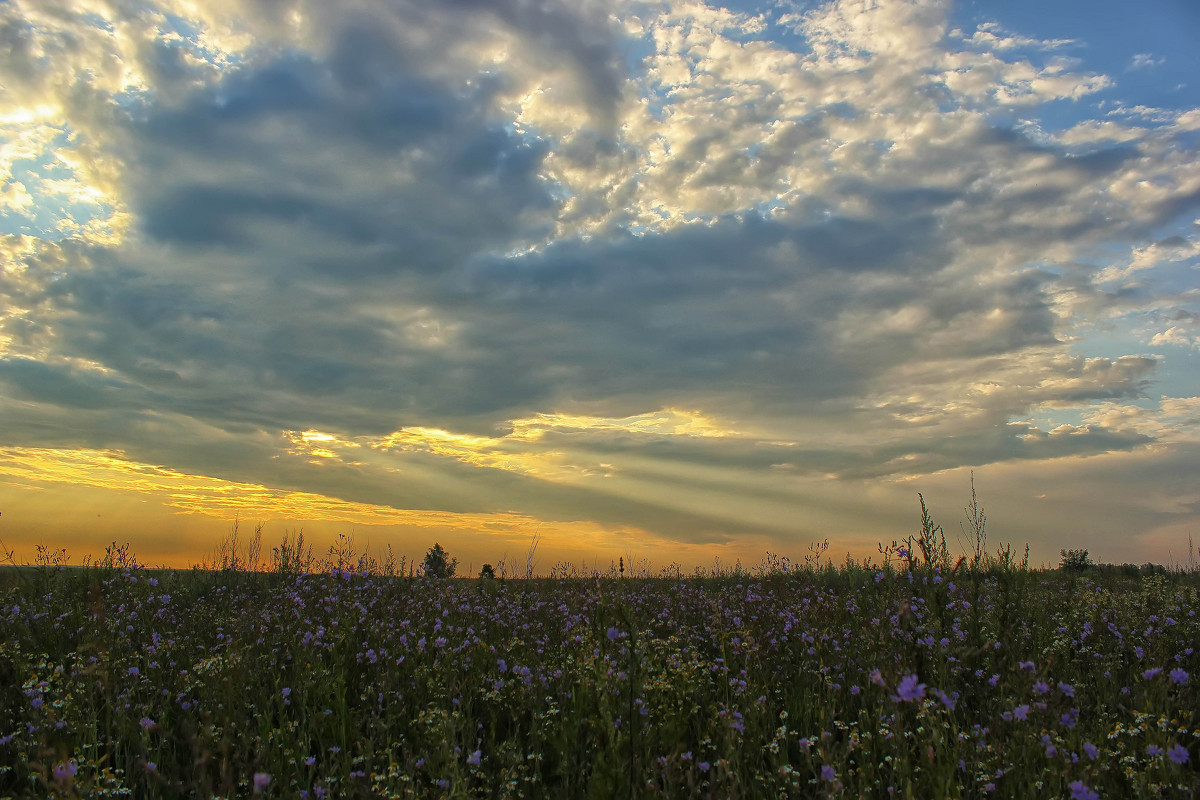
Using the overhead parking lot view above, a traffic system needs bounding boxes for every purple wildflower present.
[1069,781,1099,800]
[1148,745,1162,758]
[466,750,482,767]
[253,772,271,794]
[1083,742,1099,760]
[821,765,837,781]
[1169,668,1188,685]
[1042,734,1057,758]
[1013,704,1030,721]
[52,761,78,782]
[139,716,156,731]
[1059,682,1075,698]
[1142,667,1162,680]
[893,674,926,702]
[1168,744,1189,765]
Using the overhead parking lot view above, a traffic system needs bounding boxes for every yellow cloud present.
[283,429,362,461]
[0,446,537,530]
[286,408,741,481]
[370,427,561,475]
[506,407,740,440]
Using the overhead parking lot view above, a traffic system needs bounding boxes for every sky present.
[1,0,1198,573]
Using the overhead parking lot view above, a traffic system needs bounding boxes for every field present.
[1,536,1198,799]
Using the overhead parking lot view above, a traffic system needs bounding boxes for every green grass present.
[1,535,1197,799]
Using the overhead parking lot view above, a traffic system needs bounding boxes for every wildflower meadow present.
[1,514,1198,798]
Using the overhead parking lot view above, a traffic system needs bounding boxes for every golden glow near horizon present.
[0,446,531,529]
[0,445,750,571]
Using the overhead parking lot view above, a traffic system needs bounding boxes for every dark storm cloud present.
[454,209,1057,417]
[142,186,358,247]
[0,357,134,410]
[438,0,627,125]
[126,46,556,268]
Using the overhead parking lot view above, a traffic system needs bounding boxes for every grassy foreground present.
[1,539,1198,799]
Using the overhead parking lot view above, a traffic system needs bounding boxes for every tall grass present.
[0,514,1197,797]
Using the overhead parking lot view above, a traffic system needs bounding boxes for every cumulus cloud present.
[1150,326,1197,349]
[960,22,1075,53]
[1129,53,1165,71]
[0,0,1198,562]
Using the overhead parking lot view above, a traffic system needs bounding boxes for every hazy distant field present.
[1,543,1197,799]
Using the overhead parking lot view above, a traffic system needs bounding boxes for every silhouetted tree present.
[423,543,457,579]
[478,563,496,580]
[1059,548,1093,572]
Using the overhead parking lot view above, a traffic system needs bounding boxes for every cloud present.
[1097,235,1200,283]
[1129,53,1165,71]
[0,446,655,551]
[960,22,1075,53]
[1149,326,1197,350]
[0,0,1198,563]
[1080,396,1200,442]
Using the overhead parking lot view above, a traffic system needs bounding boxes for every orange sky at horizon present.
[4,444,1196,574]
[0,446,789,574]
